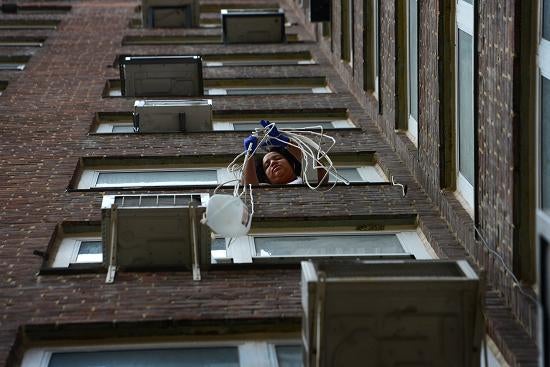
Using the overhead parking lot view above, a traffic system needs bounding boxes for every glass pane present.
[461,0,473,5]
[232,122,333,131]
[254,234,405,256]
[329,168,363,183]
[112,125,135,133]
[211,238,227,259]
[76,241,103,263]
[48,347,240,367]
[276,346,303,367]
[542,77,550,209]
[96,170,218,187]
[226,88,314,95]
[544,0,550,40]
[458,30,475,185]
[408,0,418,121]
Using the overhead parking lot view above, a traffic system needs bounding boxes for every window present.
[407,0,419,143]
[51,237,103,267]
[363,0,379,99]
[76,163,384,189]
[327,166,386,183]
[537,4,550,361]
[341,0,353,63]
[216,227,434,263]
[93,111,355,134]
[0,36,45,47]
[77,167,232,189]
[104,78,331,98]
[0,56,29,70]
[121,34,299,45]
[539,0,550,211]
[455,0,475,209]
[202,52,315,67]
[0,19,60,29]
[22,341,302,367]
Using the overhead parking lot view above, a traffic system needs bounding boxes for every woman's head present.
[255,147,301,184]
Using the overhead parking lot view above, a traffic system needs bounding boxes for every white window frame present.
[455,0,475,211]
[212,118,355,131]
[223,229,435,263]
[205,86,331,95]
[204,59,316,67]
[95,122,135,133]
[407,0,419,144]
[52,236,103,267]
[0,62,25,71]
[77,168,234,189]
[22,340,301,367]
[328,165,388,183]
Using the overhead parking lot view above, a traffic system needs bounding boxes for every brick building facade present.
[0,0,545,366]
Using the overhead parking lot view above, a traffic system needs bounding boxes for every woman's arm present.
[241,135,259,185]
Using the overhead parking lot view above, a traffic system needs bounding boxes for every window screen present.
[254,234,405,256]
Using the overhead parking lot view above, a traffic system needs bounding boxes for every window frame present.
[205,86,331,95]
[212,118,355,131]
[222,228,435,263]
[340,0,353,65]
[51,236,103,268]
[455,0,475,211]
[77,167,233,189]
[362,0,379,100]
[76,164,386,189]
[22,339,302,367]
[407,0,419,145]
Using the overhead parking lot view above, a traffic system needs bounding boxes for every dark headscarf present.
[255,147,302,184]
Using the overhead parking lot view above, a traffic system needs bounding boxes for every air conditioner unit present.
[101,193,211,282]
[133,99,213,132]
[141,0,199,28]
[301,260,482,367]
[119,55,203,97]
[221,9,285,44]
[309,0,331,22]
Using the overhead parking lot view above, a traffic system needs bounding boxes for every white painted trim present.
[407,115,418,144]
[457,171,475,209]
[457,0,474,35]
[357,165,386,182]
[538,38,550,79]
[396,231,432,259]
[95,122,134,134]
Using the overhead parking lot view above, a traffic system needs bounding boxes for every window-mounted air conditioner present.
[133,99,213,132]
[119,55,203,97]
[221,9,286,44]
[301,260,482,367]
[309,0,331,22]
[101,193,211,282]
[141,0,199,28]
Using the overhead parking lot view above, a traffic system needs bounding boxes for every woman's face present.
[262,152,296,184]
